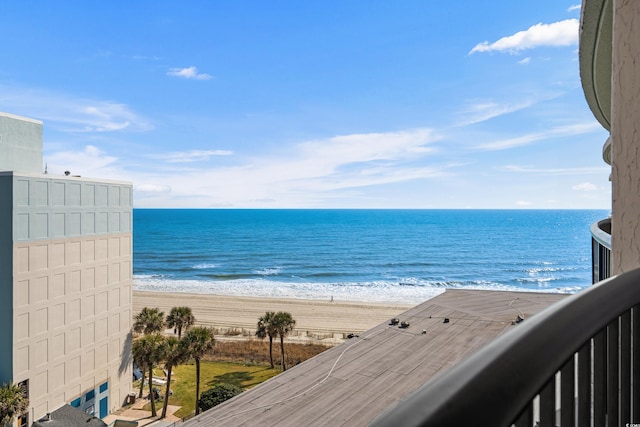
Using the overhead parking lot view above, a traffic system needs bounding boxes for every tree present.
[132,334,165,417]
[272,312,296,371]
[166,306,196,339]
[255,311,277,368]
[133,307,165,335]
[183,326,215,415]
[159,336,188,419]
[0,382,28,426]
[198,384,243,412]
[132,307,165,398]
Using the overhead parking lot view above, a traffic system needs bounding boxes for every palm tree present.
[183,326,215,415]
[132,334,165,417]
[133,307,165,335]
[0,382,28,426]
[256,311,277,368]
[132,343,148,399]
[272,312,296,371]
[159,336,188,419]
[166,306,196,339]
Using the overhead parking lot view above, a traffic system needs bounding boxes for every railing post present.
[621,310,631,422]
[539,379,555,427]
[607,319,619,427]
[633,305,640,422]
[594,329,607,426]
[578,342,591,426]
[560,356,575,426]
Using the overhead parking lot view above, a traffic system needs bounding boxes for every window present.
[71,398,81,408]
[99,382,108,393]
[85,390,95,401]
[17,413,28,427]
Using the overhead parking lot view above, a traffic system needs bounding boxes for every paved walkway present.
[103,395,183,426]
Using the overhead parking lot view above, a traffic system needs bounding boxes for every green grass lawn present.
[138,361,280,419]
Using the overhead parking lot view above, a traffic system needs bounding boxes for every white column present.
[611,0,640,274]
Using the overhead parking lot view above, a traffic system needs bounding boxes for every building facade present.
[0,112,133,425]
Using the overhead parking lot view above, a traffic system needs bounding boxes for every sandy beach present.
[133,291,413,342]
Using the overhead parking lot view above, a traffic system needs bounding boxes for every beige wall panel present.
[108,238,120,258]
[66,241,81,265]
[82,267,95,291]
[16,313,29,340]
[15,346,29,375]
[120,311,130,334]
[34,338,48,368]
[52,333,64,360]
[83,295,95,318]
[51,242,65,268]
[81,240,95,262]
[121,286,130,305]
[16,279,29,307]
[35,370,48,396]
[51,303,65,330]
[66,270,81,295]
[109,288,120,311]
[96,292,108,315]
[15,246,29,273]
[51,362,65,391]
[66,356,80,384]
[96,238,108,260]
[109,263,120,284]
[109,314,119,336]
[96,343,108,368]
[66,327,80,353]
[82,321,95,347]
[82,349,95,373]
[30,244,48,271]
[96,265,108,288]
[96,317,108,338]
[31,276,48,304]
[32,307,48,336]
[51,273,64,299]
[67,298,81,323]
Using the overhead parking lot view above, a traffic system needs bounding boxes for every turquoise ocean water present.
[133,209,608,304]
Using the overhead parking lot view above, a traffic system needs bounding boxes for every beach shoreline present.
[133,290,414,343]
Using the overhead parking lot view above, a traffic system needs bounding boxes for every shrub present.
[198,383,243,412]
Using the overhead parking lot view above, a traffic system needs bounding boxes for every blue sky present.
[0,1,610,209]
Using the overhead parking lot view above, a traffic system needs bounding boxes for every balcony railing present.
[592,218,612,284]
[372,268,640,427]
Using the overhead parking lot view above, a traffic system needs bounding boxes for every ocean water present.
[133,209,609,304]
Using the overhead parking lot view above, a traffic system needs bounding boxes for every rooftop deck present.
[184,289,566,426]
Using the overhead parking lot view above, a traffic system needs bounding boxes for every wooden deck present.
[183,289,566,426]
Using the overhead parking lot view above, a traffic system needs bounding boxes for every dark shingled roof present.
[32,404,107,427]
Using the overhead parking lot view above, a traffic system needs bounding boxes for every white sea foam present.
[132,276,580,305]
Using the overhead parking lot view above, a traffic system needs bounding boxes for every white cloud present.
[167,66,213,80]
[568,5,581,12]
[501,165,609,175]
[128,128,448,207]
[469,19,579,54]
[476,121,602,151]
[518,57,531,64]
[516,200,533,206]
[0,85,152,133]
[151,149,233,163]
[572,182,598,191]
[45,145,120,177]
[456,99,535,125]
[135,184,172,193]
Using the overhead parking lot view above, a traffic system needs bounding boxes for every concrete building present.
[0,112,133,426]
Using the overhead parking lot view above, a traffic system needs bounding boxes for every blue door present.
[99,397,108,419]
